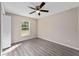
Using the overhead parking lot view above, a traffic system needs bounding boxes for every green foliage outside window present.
[21,21,29,31]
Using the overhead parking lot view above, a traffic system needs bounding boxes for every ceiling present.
[3,2,79,19]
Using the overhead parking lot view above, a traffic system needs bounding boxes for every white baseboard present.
[38,37,79,51]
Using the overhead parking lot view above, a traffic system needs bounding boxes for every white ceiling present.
[3,2,79,19]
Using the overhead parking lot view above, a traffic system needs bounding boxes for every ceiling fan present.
[28,2,49,16]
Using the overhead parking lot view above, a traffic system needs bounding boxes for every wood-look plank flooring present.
[3,38,79,56]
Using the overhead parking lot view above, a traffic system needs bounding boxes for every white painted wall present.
[1,15,11,49]
[0,3,1,55]
[7,14,37,43]
[38,7,79,50]
[78,8,79,42]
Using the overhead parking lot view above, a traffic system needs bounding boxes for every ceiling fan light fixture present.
[36,10,40,13]
[28,2,49,16]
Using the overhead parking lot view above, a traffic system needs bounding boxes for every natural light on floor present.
[2,43,22,56]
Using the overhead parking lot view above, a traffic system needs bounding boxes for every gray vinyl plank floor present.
[3,38,79,56]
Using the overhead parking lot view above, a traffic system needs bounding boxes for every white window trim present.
[21,21,30,37]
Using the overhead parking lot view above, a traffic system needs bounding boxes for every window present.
[21,21,30,37]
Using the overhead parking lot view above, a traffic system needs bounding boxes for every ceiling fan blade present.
[40,10,49,12]
[40,2,45,9]
[29,11,36,14]
[38,12,40,16]
[28,6,36,10]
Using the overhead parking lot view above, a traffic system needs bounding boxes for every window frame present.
[20,21,30,37]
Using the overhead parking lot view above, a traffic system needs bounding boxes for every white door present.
[1,15,11,49]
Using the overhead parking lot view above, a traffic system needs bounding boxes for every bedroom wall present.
[7,13,37,43]
[38,7,79,50]
[78,8,79,42]
[0,2,1,55]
